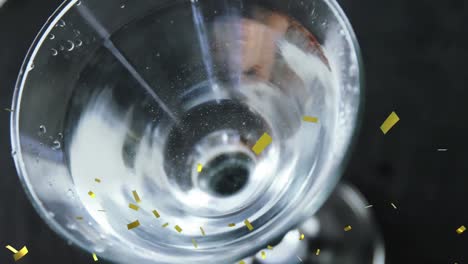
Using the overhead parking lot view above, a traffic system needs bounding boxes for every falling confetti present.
[456,226,466,234]
[162,222,169,228]
[239,261,246,264]
[297,255,303,262]
[192,238,198,249]
[76,216,84,220]
[132,190,141,203]
[5,245,28,262]
[261,251,266,260]
[127,220,140,230]
[437,149,448,152]
[252,132,272,155]
[299,233,305,240]
[316,249,321,256]
[303,116,319,123]
[129,203,139,211]
[380,111,400,134]
[391,203,398,209]
[174,225,183,233]
[95,178,101,183]
[244,219,254,231]
[267,245,273,250]
[365,205,373,209]
[92,253,99,262]
[228,223,236,227]
[152,210,160,218]
[200,226,206,236]
[344,225,352,232]
[197,163,203,173]
[88,191,96,198]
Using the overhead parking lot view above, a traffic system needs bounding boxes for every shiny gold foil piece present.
[267,245,273,250]
[88,191,95,198]
[261,251,266,260]
[200,226,206,236]
[192,239,198,249]
[152,210,161,218]
[6,245,18,254]
[228,223,236,227]
[162,222,169,228]
[252,133,272,155]
[303,116,319,123]
[129,203,139,211]
[174,225,183,233]
[95,178,101,183]
[239,261,246,264]
[344,225,352,232]
[299,233,305,240]
[197,163,203,173]
[316,249,321,255]
[92,253,98,261]
[127,220,140,230]
[380,111,400,134]
[456,225,466,234]
[244,219,254,231]
[13,246,28,261]
[132,190,141,203]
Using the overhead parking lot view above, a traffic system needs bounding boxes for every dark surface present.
[1,0,467,263]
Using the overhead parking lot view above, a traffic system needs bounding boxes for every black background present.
[1,0,467,263]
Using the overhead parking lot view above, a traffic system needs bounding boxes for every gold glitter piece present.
[267,245,273,250]
[152,210,160,218]
[132,190,141,203]
[244,219,254,231]
[316,249,321,256]
[6,245,18,254]
[252,133,272,155]
[391,203,397,209]
[129,203,139,211]
[197,163,203,173]
[88,191,95,198]
[192,238,198,249]
[92,253,98,261]
[239,261,246,264]
[200,226,206,236]
[95,178,101,183]
[162,222,169,228]
[380,111,400,134]
[174,225,183,233]
[98,210,106,212]
[76,216,84,220]
[261,251,266,260]
[456,226,466,234]
[303,116,319,123]
[228,223,236,227]
[13,246,28,262]
[344,225,352,232]
[299,233,305,240]
[127,220,140,230]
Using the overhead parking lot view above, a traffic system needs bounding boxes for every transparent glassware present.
[10,0,362,263]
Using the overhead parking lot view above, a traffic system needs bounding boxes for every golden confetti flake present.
[162,222,169,228]
[197,163,203,173]
[6,245,18,253]
[303,116,319,123]
[299,233,305,240]
[344,225,352,232]
[456,225,466,234]
[261,251,266,260]
[174,225,183,233]
[391,203,398,209]
[228,223,236,227]
[316,249,321,256]
[192,238,198,249]
[95,178,101,183]
[76,216,84,220]
[244,219,254,231]
[132,190,141,203]
[92,253,98,261]
[13,246,28,262]
[127,220,140,230]
[129,203,139,211]
[88,191,95,198]
[200,226,206,236]
[252,133,272,155]
[239,261,246,264]
[152,210,160,218]
[267,245,273,250]
[380,111,400,134]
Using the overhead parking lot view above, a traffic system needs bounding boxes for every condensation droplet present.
[39,125,47,135]
[66,40,75,51]
[51,48,58,56]
[49,33,55,40]
[52,140,61,150]
[75,39,83,47]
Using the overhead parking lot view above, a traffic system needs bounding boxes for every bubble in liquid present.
[67,223,78,230]
[75,39,83,47]
[39,125,47,135]
[57,19,66,28]
[59,45,65,51]
[73,29,81,36]
[76,1,81,6]
[58,132,64,139]
[51,48,58,56]
[66,40,75,51]
[11,150,17,156]
[49,33,55,40]
[28,63,35,71]
[52,140,62,150]
[120,4,125,8]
